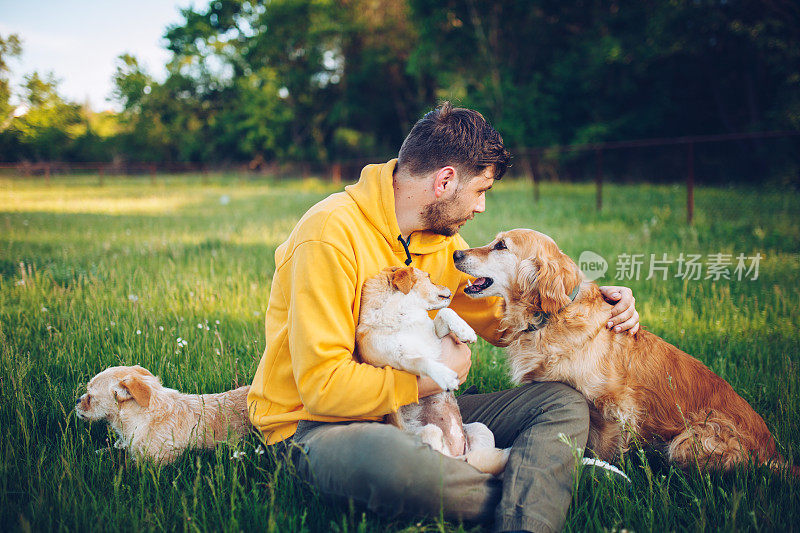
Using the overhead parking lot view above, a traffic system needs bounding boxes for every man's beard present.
[421,197,470,237]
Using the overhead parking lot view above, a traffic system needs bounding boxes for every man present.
[248,102,639,532]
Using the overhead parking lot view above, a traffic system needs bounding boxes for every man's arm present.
[287,240,419,417]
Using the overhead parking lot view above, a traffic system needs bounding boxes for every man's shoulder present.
[280,191,365,259]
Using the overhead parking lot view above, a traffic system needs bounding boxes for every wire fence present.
[2,131,798,224]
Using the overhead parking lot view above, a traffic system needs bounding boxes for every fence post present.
[98,166,104,187]
[525,151,539,202]
[687,142,695,224]
[331,162,342,186]
[150,165,157,186]
[45,164,51,186]
[595,149,603,212]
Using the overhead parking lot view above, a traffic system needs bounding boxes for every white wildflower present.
[197,323,203,329]
[159,326,164,331]
[254,445,265,455]
[128,294,139,303]
[136,330,142,335]
[41,307,48,312]
[231,450,246,460]
[215,320,220,325]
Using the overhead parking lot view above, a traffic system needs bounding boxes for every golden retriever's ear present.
[113,377,152,408]
[391,266,415,294]
[523,254,582,315]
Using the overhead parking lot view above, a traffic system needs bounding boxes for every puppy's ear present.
[113,377,151,408]
[391,267,415,295]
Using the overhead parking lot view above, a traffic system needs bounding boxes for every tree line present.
[1,0,798,182]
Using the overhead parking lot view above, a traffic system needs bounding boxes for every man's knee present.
[517,381,590,433]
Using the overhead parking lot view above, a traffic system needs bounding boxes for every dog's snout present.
[453,250,465,262]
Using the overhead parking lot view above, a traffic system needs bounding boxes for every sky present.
[0,0,199,111]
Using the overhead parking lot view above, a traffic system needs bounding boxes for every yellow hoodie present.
[248,159,505,444]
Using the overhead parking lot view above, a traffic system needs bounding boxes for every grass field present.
[1,174,799,532]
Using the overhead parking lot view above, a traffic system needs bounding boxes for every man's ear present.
[391,266,416,294]
[113,376,151,408]
[433,166,457,198]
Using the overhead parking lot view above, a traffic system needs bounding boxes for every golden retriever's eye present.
[493,240,507,251]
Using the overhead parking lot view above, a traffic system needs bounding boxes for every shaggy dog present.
[76,365,251,463]
[356,266,509,475]
[454,229,795,474]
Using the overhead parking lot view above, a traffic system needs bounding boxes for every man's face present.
[422,166,495,237]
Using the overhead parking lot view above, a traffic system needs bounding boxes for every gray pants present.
[289,382,589,533]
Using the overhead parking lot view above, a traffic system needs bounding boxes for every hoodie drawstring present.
[397,234,412,266]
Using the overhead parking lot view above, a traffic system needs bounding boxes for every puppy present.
[454,229,795,474]
[356,266,509,475]
[76,365,252,463]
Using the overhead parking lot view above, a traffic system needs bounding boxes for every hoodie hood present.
[345,159,450,257]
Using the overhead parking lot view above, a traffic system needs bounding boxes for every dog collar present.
[524,284,581,333]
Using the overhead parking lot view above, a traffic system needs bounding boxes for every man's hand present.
[417,334,472,398]
[599,285,640,335]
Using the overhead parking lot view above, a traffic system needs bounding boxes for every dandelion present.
[231,450,246,460]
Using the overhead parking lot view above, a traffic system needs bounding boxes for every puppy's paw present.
[436,308,477,343]
[452,323,477,344]
[428,365,460,392]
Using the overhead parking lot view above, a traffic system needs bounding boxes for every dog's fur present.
[76,365,251,463]
[356,266,509,475]
[454,229,795,474]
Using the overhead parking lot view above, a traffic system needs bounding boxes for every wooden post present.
[202,166,209,185]
[595,149,603,212]
[45,164,51,186]
[150,165,157,186]
[527,152,540,202]
[98,166,105,187]
[331,162,342,186]
[687,142,695,224]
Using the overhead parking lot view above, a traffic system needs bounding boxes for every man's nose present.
[453,250,465,261]
[474,195,486,213]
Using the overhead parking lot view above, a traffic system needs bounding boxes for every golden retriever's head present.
[76,365,161,422]
[453,229,583,314]
[364,266,453,311]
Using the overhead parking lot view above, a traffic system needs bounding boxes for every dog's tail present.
[768,455,800,478]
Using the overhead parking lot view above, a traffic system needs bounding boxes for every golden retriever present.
[356,266,509,475]
[454,229,795,474]
[76,365,251,463]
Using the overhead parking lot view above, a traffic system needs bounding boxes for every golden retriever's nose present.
[453,250,465,262]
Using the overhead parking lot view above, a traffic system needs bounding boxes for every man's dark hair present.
[397,101,512,180]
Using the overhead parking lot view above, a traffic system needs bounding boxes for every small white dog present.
[356,266,509,475]
[76,365,252,463]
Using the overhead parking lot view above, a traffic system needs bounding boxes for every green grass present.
[1,173,798,532]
